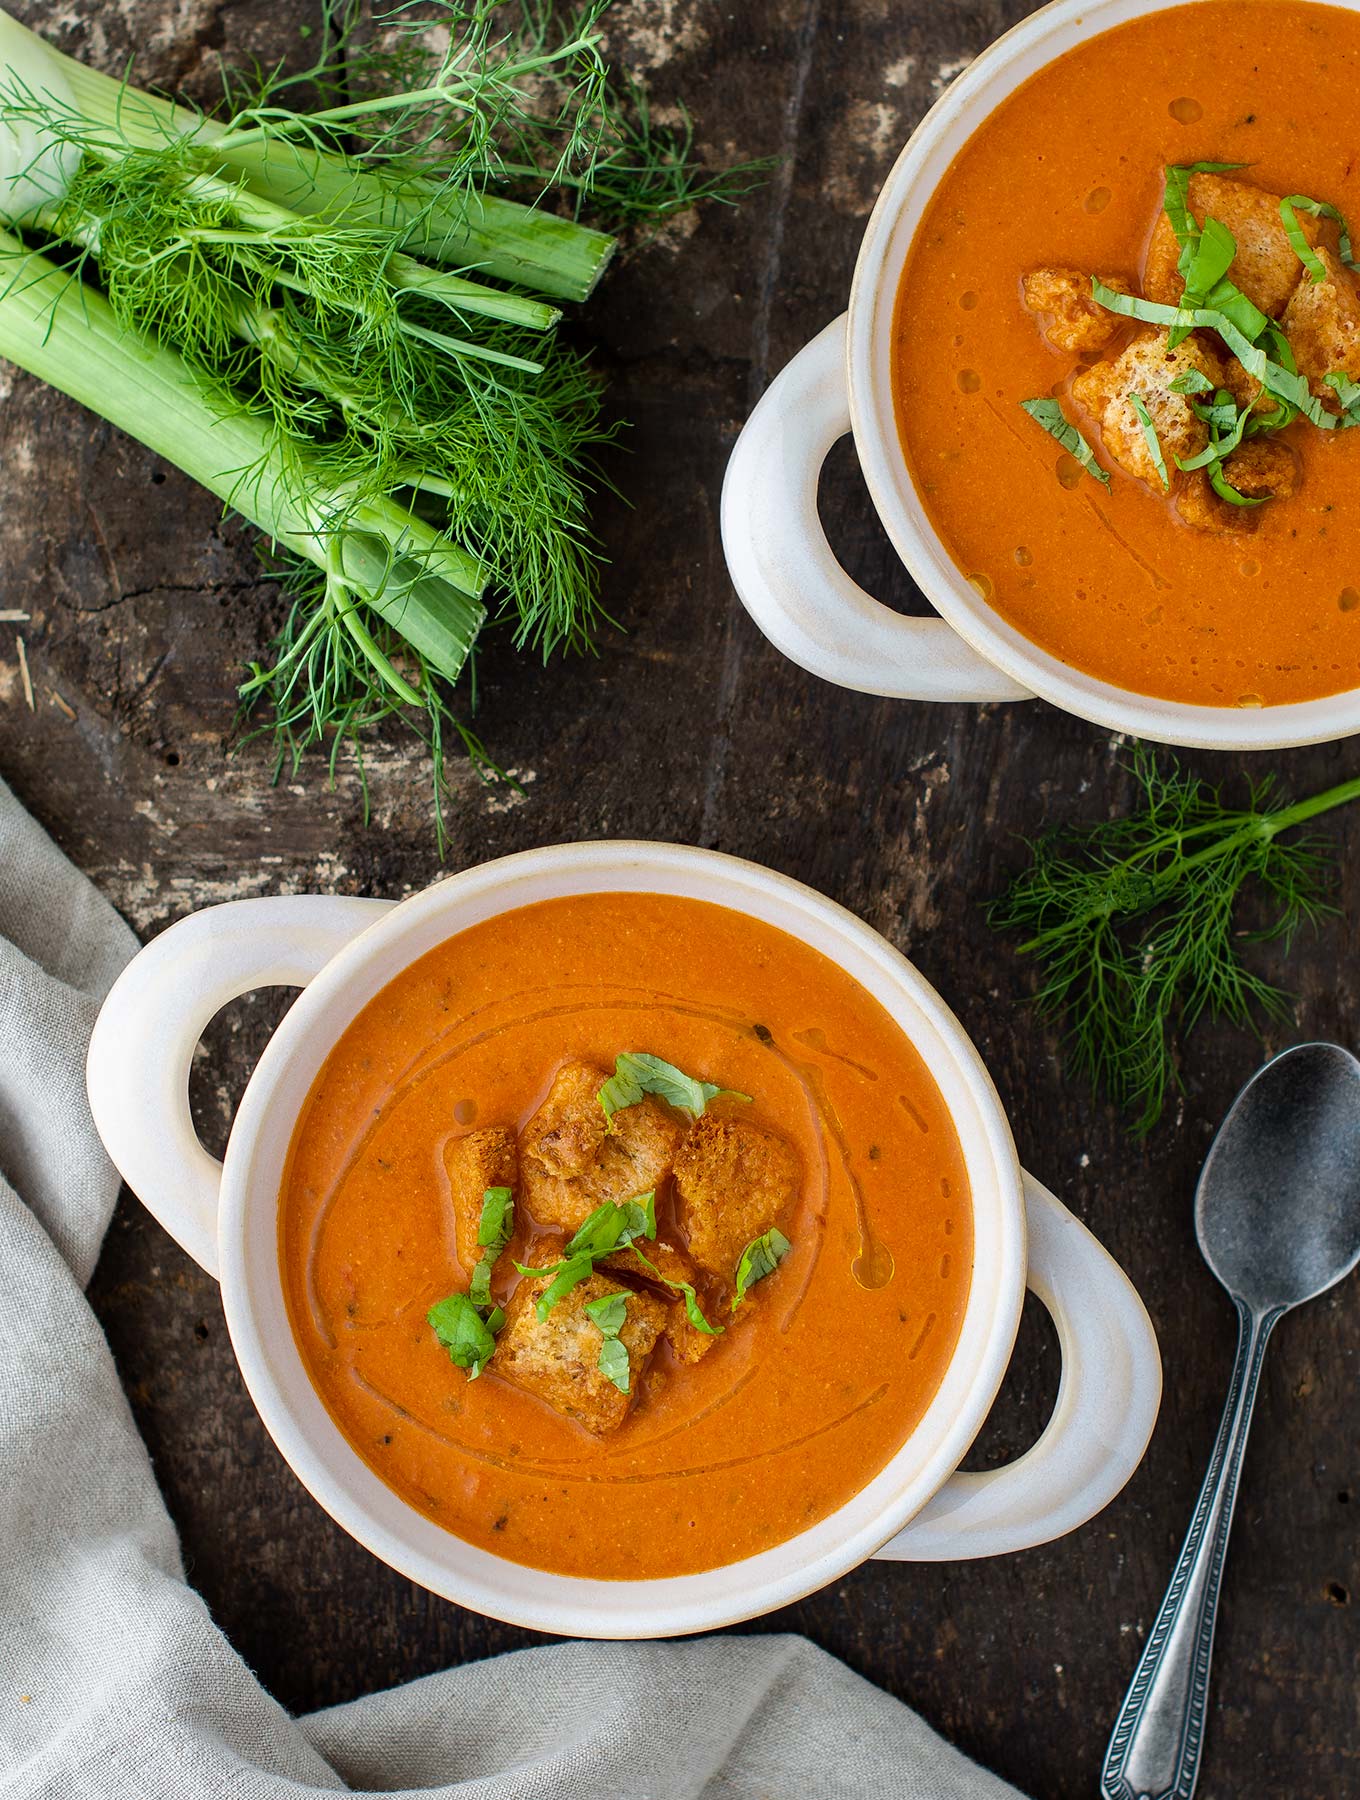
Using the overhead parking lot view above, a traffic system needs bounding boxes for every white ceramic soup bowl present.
[721,0,1360,750]
[87,842,1160,1638]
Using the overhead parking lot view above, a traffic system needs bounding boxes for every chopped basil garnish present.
[1161,160,1247,253]
[598,1052,750,1124]
[597,1336,631,1393]
[1207,461,1264,508]
[1128,394,1170,489]
[584,1291,628,1335]
[532,1252,595,1318]
[1169,369,1214,395]
[584,1291,631,1393]
[1281,193,1356,277]
[428,1291,503,1380]
[1172,214,1237,346]
[1325,371,1360,422]
[732,1227,792,1310]
[515,1191,658,1319]
[629,1244,723,1336]
[1019,397,1110,487]
[1089,282,1353,433]
[1177,389,1251,472]
[468,1186,513,1308]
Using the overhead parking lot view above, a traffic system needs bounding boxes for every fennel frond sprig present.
[237,559,498,854]
[0,0,762,843]
[990,746,1360,1133]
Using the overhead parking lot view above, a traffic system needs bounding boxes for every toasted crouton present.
[601,1236,696,1291]
[1174,437,1296,535]
[445,1127,518,1273]
[1144,173,1314,318]
[1223,436,1300,500]
[1281,246,1360,403]
[1021,267,1131,353]
[1071,329,1226,487]
[1175,470,1258,535]
[672,1116,800,1282]
[520,1061,607,1177]
[520,1060,683,1233]
[494,1255,666,1433]
[664,1296,720,1365]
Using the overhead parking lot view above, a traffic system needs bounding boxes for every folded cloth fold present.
[0,773,1020,1800]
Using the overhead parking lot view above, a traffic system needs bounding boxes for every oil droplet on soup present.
[1237,692,1265,708]
[959,289,979,310]
[1014,546,1033,566]
[1239,559,1261,578]
[957,368,982,394]
[968,573,995,600]
[453,1098,477,1125]
[1169,95,1203,123]
[1056,454,1084,490]
[1084,186,1111,213]
[1341,587,1360,613]
[852,1239,896,1290]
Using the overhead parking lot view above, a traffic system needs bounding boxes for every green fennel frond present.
[0,1,764,847]
[989,745,1360,1134]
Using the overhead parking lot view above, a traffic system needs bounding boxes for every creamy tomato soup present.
[279,893,972,1580]
[892,0,1360,708]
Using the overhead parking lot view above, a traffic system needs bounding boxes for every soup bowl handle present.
[720,313,1032,703]
[86,894,392,1280]
[875,1172,1160,1560]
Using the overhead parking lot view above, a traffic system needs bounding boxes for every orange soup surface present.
[279,893,972,1579]
[893,0,1360,707]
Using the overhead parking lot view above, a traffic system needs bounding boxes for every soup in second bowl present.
[278,891,972,1579]
[892,0,1360,709]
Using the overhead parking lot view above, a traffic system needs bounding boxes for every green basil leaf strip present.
[678,1282,723,1335]
[514,1193,658,1319]
[1169,369,1214,394]
[1171,215,1237,346]
[1178,391,1251,472]
[732,1227,793,1311]
[468,1186,514,1308]
[1325,371,1360,420]
[1162,161,1248,258]
[1280,192,1356,274]
[1019,397,1111,487]
[476,1187,514,1252]
[562,1193,656,1261]
[428,1291,500,1380]
[596,1334,631,1394]
[628,1244,724,1336]
[1280,196,1328,282]
[1208,460,1266,507]
[1199,276,1269,344]
[584,1291,629,1335]
[584,1291,632,1393]
[531,1252,594,1322]
[1128,393,1171,489]
[598,1052,750,1124]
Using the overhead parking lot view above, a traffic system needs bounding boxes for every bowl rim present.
[215,840,1028,1637]
[846,0,1360,750]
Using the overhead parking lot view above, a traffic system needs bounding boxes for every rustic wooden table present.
[1,1,1356,1794]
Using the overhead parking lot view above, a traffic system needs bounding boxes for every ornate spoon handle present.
[1101,1300,1280,1800]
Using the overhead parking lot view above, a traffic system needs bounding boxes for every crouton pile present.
[1021,170,1360,531]
[443,1059,801,1434]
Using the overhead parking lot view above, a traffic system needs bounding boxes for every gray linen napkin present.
[0,773,1020,1800]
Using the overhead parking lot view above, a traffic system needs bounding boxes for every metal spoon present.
[1101,1042,1360,1800]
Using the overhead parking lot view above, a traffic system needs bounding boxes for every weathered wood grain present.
[1,2,1356,1794]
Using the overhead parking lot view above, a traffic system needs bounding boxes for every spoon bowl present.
[1196,1042,1360,1312]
